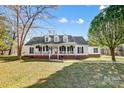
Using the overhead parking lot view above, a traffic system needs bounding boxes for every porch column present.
[41,45,43,55]
[45,46,46,54]
[51,46,52,54]
[75,46,77,55]
[48,45,51,60]
[43,46,46,54]
[39,46,41,54]
[41,46,43,54]
[58,45,60,55]
[57,45,59,59]
[42,46,43,54]
[65,46,67,55]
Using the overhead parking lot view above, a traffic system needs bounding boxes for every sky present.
[27,5,108,41]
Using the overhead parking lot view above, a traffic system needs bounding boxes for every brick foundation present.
[88,54,100,57]
[25,55,89,59]
[25,54,100,59]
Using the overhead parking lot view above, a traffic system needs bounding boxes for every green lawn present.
[0,55,124,88]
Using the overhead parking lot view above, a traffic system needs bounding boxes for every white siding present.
[88,46,100,54]
[76,45,88,55]
[23,45,100,56]
[23,45,36,55]
[23,44,89,56]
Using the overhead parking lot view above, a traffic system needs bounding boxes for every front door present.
[51,47,58,59]
[53,47,58,55]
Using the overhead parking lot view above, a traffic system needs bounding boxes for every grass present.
[0,56,73,88]
[83,55,124,62]
[0,55,124,88]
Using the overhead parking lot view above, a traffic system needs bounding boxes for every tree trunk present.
[110,48,116,62]
[8,44,12,55]
[8,32,16,55]
[17,47,22,59]
[1,50,4,55]
[16,6,20,59]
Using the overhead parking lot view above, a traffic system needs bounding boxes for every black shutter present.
[46,46,48,51]
[59,47,61,51]
[82,47,83,53]
[78,47,79,53]
[67,47,69,52]
[29,47,31,54]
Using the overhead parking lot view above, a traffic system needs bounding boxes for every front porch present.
[34,45,77,55]
[24,43,88,59]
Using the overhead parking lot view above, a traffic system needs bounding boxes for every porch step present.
[50,55,59,59]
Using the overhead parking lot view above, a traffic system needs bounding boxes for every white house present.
[23,34,100,59]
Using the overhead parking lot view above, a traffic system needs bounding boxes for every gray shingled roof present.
[25,35,88,45]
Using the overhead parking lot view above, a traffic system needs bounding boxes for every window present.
[63,35,68,42]
[46,46,49,51]
[62,46,66,51]
[39,47,42,52]
[46,37,49,42]
[43,46,45,51]
[70,46,74,52]
[54,36,59,42]
[59,46,66,54]
[67,47,69,52]
[29,47,34,54]
[77,47,83,54]
[45,36,50,42]
[94,48,98,53]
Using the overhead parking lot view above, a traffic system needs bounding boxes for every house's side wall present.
[23,45,35,55]
[88,46,101,57]
[75,45,88,55]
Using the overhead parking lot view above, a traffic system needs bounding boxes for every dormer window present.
[46,37,49,42]
[63,35,68,42]
[45,35,50,42]
[54,35,59,42]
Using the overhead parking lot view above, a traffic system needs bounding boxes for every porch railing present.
[35,51,74,55]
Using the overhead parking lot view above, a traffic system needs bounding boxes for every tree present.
[88,5,124,62]
[0,15,12,55]
[1,5,57,59]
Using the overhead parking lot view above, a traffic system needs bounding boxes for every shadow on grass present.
[0,56,57,63]
[82,60,112,63]
[21,57,50,63]
[26,62,122,88]
[0,56,18,62]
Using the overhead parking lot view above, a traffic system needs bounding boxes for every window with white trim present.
[46,46,49,51]
[45,35,51,42]
[45,37,49,42]
[63,35,68,42]
[29,47,34,54]
[54,35,59,42]
[94,48,98,53]
[77,47,83,54]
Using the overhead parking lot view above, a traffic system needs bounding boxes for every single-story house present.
[23,34,100,59]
